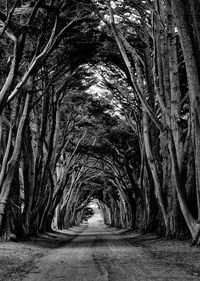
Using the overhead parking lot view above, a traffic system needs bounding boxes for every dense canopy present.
[0,0,200,245]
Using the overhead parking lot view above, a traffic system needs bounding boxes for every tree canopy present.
[1,0,200,245]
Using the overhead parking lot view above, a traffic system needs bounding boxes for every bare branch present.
[0,0,20,40]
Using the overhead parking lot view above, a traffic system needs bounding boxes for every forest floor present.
[0,224,200,281]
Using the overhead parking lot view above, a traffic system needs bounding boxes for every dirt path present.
[12,222,199,281]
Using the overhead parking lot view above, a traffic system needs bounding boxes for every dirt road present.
[20,222,200,281]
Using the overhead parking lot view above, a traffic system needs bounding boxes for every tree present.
[1,0,200,245]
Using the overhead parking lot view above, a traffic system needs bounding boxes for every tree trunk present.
[173,0,200,221]
[0,92,31,230]
[143,110,168,231]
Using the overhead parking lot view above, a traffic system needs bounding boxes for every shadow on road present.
[23,223,159,250]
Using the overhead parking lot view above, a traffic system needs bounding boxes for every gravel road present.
[21,222,200,281]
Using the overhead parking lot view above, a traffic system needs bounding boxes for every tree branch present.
[0,1,20,39]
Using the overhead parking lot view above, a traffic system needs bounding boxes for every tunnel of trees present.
[1,0,200,244]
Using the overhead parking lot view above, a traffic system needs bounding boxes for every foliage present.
[0,0,200,245]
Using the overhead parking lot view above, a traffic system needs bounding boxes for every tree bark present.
[0,92,31,230]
